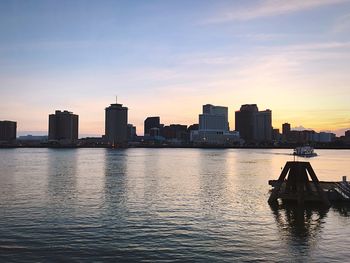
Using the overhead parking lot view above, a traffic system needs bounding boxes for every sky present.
[1,0,350,136]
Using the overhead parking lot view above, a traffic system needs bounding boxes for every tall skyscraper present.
[235,104,258,142]
[255,110,272,142]
[144,117,160,136]
[0,120,17,142]
[235,104,272,143]
[105,98,128,145]
[48,110,78,141]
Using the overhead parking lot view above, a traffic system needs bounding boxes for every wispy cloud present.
[205,0,348,23]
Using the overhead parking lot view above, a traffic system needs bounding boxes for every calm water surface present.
[0,148,350,262]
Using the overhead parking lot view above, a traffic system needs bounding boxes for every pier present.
[268,161,350,206]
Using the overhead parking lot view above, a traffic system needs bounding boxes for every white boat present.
[293,146,317,157]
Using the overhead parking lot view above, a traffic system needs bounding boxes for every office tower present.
[105,99,128,145]
[235,104,272,143]
[282,123,291,136]
[48,110,78,141]
[127,124,137,141]
[255,110,272,141]
[144,117,160,136]
[0,120,17,142]
[191,104,239,145]
[235,104,258,142]
[199,104,228,131]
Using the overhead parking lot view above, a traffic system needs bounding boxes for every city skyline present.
[1,1,350,136]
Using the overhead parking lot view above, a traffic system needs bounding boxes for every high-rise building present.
[235,104,258,142]
[199,104,228,131]
[255,110,272,141]
[191,104,239,145]
[282,123,291,136]
[105,99,128,145]
[144,117,160,136]
[48,110,78,141]
[235,104,272,143]
[0,120,17,142]
[127,124,137,141]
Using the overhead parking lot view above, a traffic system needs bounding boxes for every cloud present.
[292,125,314,131]
[205,0,348,23]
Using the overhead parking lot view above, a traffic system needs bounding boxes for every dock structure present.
[268,161,331,206]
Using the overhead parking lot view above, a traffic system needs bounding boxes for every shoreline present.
[1,145,350,150]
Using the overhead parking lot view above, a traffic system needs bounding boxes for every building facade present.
[191,104,240,145]
[144,117,160,136]
[235,104,272,143]
[127,124,137,141]
[199,104,228,131]
[48,110,78,142]
[0,120,17,142]
[282,123,291,136]
[105,100,128,146]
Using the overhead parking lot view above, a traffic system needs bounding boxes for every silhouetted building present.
[162,124,188,140]
[105,99,128,145]
[188,124,199,131]
[345,130,350,138]
[127,124,137,141]
[48,110,78,142]
[235,104,258,142]
[282,123,291,136]
[287,130,315,144]
[255,110,272,142]
[235,104,272,143]
[0,120,17,142]
[313,132,335,143]
[144,117,160,136]
[272,128,281,142]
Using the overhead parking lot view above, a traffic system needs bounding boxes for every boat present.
[293,146,317,157]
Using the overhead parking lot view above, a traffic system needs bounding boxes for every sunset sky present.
[1,0,350,136]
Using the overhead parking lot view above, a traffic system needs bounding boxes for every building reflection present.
[103,149,128,213]
[46,149,78,206]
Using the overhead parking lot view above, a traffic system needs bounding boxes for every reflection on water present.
[46,149,78,206]
[0,148,350,261]
[271,202,328,242]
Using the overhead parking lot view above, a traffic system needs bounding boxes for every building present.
[272,128,281,142]
[162,124,188,141]
[282,123,291,136]
[191,104,240,145]
[235,104,258,142]
[105,99,128,146]
[0,120,17,143]
[255,110,272,142]
[144,117,160,136]
[127,124,137,141]
[199,104,228,131]
[345,130,350,138]
[48,110,78,142]
[235,104,272,143]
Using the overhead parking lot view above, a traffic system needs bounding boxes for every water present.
[0,148,349,262]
